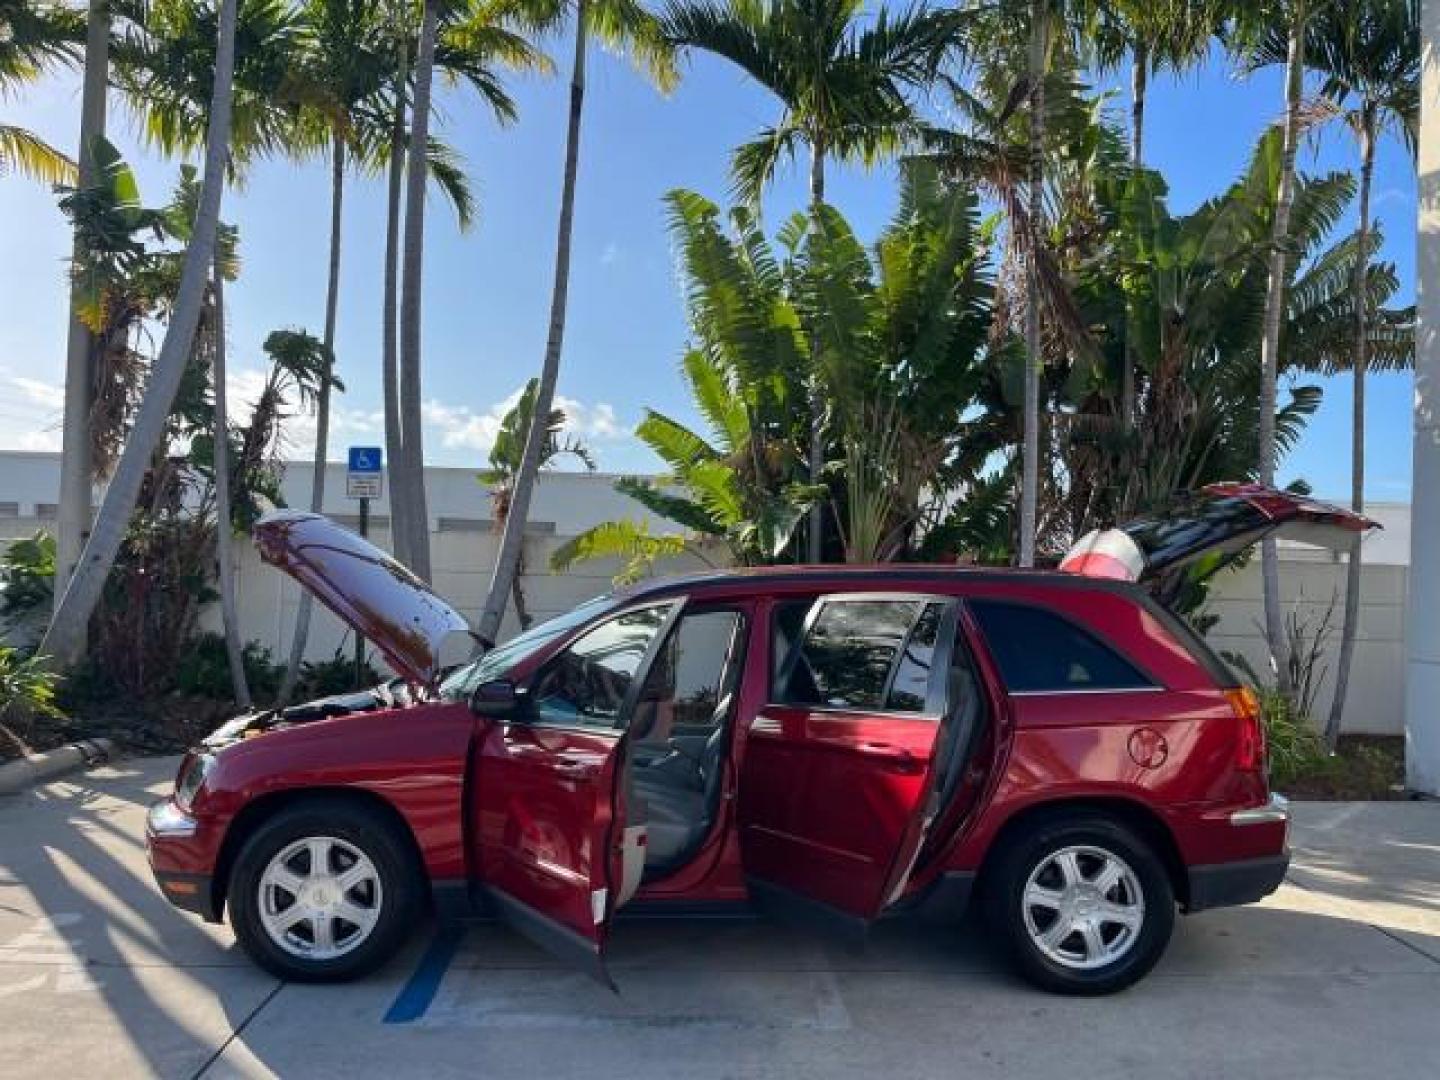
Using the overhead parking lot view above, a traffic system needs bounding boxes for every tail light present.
[1224,687,1265,773]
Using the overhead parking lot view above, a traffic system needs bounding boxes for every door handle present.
[553,759,595,779]
[855,742,923,773]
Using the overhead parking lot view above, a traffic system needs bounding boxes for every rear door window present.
[773,597,946,713]
[969,601,1153,693]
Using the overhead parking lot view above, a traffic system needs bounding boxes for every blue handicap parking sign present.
[348,446,382,473]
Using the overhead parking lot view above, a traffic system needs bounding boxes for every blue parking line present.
[383,927,465,1024]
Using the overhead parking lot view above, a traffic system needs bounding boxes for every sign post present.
[346,447,383,686]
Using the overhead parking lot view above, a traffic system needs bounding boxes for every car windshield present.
[437,594,615,702]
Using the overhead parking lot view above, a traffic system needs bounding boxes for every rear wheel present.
[986,814,1174,995]
[229,800,421,981]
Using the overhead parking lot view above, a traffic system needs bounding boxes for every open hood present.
[253,510,472,688]
[1060,484,1378,588]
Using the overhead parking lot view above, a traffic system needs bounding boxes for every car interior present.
[529,596,987,892]
[627,608,747,874]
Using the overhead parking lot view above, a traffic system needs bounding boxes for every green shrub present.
[296,648,381,700]
[174,634,284,704]
[0,532,56,618]
[1253,687,1326,787]
[0,646,63,747]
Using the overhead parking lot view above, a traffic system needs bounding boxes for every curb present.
[0,738,115,796]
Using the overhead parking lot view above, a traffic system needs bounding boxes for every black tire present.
[229,798,421,982]
[984,814,1175,995]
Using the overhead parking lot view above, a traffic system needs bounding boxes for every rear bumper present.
[1186,852,1289,911]
[1185,793,1290,911]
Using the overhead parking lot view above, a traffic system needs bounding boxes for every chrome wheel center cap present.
[301,878,338,910]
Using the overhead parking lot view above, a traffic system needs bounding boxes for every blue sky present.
[0,37,1418,504]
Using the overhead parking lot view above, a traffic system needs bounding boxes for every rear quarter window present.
[969,600,1153,693]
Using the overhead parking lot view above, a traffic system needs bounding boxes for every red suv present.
[146,485,1372,994]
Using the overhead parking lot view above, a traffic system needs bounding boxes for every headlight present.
[174,753,216,811]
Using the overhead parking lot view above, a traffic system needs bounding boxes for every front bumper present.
[146,799,223,922]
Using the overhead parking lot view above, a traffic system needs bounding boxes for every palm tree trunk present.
[399,0,439,583]
[54,0,110,615]
[41,0,238,668]
[1325,117,1375,749]
[806,138,826,563]
[477,1,588,643]
[211,253,250,707]
[1018,0,1046,568]
[512,545,531,631]
[1259,18,1306,699]
[1129,44,1147,167]
[383,64,409,567]
[1121,44,1147,430]
[279,137,345,703]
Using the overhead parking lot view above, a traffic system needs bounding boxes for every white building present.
[0,450,1409,734]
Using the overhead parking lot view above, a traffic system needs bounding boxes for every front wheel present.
[229,800,421,981]
[986,815,1175,995]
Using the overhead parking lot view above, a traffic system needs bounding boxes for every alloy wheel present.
[1020,844,1145,971]
[257,836,383,961]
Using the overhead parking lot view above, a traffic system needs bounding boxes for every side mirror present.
[469,678,529,719]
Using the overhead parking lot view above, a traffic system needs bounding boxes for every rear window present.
[969,601,1152,693]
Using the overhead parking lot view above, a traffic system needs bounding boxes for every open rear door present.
[738,596,966,936]
[472,603,679,986]
[1060,484,1378,598]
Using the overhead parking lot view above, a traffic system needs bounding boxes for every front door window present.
[531,605,674,729]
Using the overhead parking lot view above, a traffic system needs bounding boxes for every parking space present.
[2,757,1438,1079]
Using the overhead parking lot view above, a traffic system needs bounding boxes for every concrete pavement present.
[1,756,1437,1079]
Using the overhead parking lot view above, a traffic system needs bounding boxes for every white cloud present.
[423,385,632,459]
[11,377,64,410]
[600,242,622,267]
[0,369,631,468]
[0,374,65,451]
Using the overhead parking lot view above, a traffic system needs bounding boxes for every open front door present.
[473,602,680,985]
[738,595,968,935]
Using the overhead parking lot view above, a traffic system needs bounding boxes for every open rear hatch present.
[253,510,473,689]
[1060,484,1378,599]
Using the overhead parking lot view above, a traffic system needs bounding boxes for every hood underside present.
[253,510,473,687]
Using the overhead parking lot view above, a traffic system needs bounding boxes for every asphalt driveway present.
[1,756,1437,1079]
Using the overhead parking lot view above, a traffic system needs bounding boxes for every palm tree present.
[1019,0,1047,568]
[924,1,1094,565]
[1304,0,1418,746]
[280,0,498,698]
[276,0,399,700]
[481,379,595,629]
[41,0,100,622]
[1232,0,1312,697]
[0,0,82,183]
[115,0,304,704]
[384,1,548,573]
[1087,0,1224,424]
[42,0,240,667]
[476,0,676,644]
[659,0,954,562]
[396,0,441,589]
[1088,1,1224,167]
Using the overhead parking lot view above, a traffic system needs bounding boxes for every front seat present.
[635,696,731,868]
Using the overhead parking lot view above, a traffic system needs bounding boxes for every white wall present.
[1205,561,1407,735]
[0,450,1412,733]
